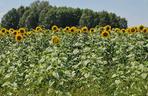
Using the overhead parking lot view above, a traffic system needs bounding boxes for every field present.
[0,25,148,96]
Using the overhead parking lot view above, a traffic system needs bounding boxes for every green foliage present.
[1,8,19,29]
[79,9,97,28]
[25,11,39,29]
[1,1,127,29]
[19,9,31,28]
[0,30,148,96]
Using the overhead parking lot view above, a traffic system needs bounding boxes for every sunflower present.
[134,27,138,32]
[0,30,4,36]
[126,28,131,33]
[1,28,7,34]
[81,26,88,33]
[89,28,95,33]
[35,26,42,32]
[99,27,105,32]
[52,25,59,32]
[19,28,26,34]
[101,31,110,38]
[15,33,23,42]
[138,25,144,32]
[142,28,148,33]
[70,26,77,33]
[64,26,70,32]
[121,29,126,33]
[104,25,111,32]
[9,28,14,33]
[51,36,60,44]
[130,27,136,33]
[6,30,10,35]
[77,29,82,33]
[13,30,19,36]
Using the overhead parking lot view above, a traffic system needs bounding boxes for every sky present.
[0,0,148,27]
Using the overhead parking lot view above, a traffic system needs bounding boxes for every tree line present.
[1,1,128,29]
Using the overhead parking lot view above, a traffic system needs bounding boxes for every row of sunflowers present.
[0,25,148,43]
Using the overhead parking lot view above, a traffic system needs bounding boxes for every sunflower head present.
[130,27,136,33]
[1,28,7,34]
[81,26,88,33]
[6,30,10,35]
[13,30,19,36]
[0,30,4,36]
[104,25,111,31]
[77,29,82,33]
[70,26,77,33]
[99,27,105,32]
[19,28,26,34]
[64,26,70,32]
[9,28,14,33]
[52,25,59,32]
[89,28,95,33]
[121,29,126,33]
[138,25,144,32]
[142,28,148,33]
[15,33,23,42]
[126,28,130,33]
[51,36,60,44]
[35,26,42,32]
[101,31,110,38]
[134,27,138,32]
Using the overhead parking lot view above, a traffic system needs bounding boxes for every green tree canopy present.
[1,1,128,29]
[1,8,19,29]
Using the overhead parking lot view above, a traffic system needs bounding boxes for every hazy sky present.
[0,0,148,26]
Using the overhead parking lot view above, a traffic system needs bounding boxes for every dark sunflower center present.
[84,29,87,31]
[53,27,57,30]
[91,29,94,32]
[106,27,109,30]
[131,29,135,32]
[122,30,125,32]
[2,30,5,33]
[140,27,144,30]
[53,38,59,44]
[14,32,17,35]
[71,29,74,32]
[144,29,147,32]
[20,30,24,33]
[17,36,22,40]
[37,28,40,30]
[103,32,108,37]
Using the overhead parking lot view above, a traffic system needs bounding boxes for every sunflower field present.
[0,25,148,96]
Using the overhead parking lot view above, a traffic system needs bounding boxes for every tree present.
[38,7,49,26]
[1,1,128,29]
[98,11,110,27]
[109,13,119,28]
[43,8,58,28]
[118,18,127,28]
[79,9,95,28]
[19,10,31,27]
[25,11,38,29]
[17,6,26,18]
[1,8,19,29]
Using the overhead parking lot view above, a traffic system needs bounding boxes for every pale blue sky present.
[0,0,148,26]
